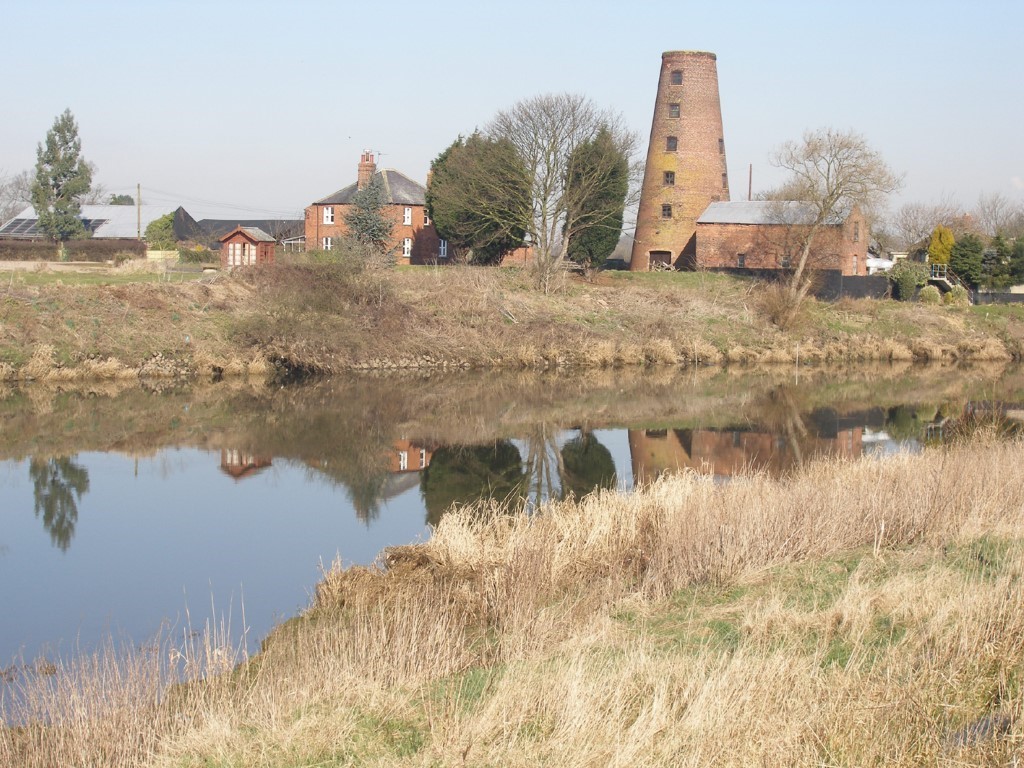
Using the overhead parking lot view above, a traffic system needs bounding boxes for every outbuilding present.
[219,226,276,268]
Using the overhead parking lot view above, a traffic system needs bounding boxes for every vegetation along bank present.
[0,261,1022,382]
[4,433,1024,765]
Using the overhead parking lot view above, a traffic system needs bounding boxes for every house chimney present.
[357,150,376,190]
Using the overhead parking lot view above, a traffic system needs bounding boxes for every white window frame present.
[398,451,408,471]
[323,206,334,224]
[438,239,448,258]
[423,209,430,225]
[403,238,412,258]
[403,207,412,225]
[322,236,332,251]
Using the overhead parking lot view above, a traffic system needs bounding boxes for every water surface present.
[1,364,1021,668]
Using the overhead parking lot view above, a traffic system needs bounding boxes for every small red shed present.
[219,226,276,268]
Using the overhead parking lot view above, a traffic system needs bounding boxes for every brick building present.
[631,51,729,271]
[695,201,868,276]
[305,151,448,266]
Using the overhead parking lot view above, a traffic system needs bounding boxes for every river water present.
[1,363,1021,670]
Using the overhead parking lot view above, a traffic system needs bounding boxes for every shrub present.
[918,285,941,305]
[0,238,146,262]
[945,284,970,308]
[888,260,930,301]
[178,247,218,265]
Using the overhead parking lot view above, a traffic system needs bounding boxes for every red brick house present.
[305,151,448,266]
[219,226,277,268]
[695,201,868,276]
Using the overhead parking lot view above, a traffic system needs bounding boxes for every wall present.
[631,51,729,271]
[305,203,446,266]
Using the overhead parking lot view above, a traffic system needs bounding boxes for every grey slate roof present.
[233,226,276,242]
[314,169,426,206]
[697,200,818,226]
[196,218,304,244]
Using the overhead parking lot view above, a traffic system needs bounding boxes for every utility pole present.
[136,183,141,239]
[748,164,753,202]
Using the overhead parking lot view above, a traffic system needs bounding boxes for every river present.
[1,363,1021,671]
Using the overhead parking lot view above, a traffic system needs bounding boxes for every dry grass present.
[2,265,1022,381]
[4,436,1024,766]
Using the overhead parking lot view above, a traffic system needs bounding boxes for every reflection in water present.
[560,430,616,500]
[420,441,526,526]
[29,456,90,552]
[220,449,272,480]
[6,365,1024,544]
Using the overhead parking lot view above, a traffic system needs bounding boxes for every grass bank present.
[0,262,1022,381]
[3,435,1023,765]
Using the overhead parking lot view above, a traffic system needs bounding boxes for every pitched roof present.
[0,204,178,239]
[196,218,304,244]
[314,169,426,206]
[219,226,276,243]
[697,201,820,226]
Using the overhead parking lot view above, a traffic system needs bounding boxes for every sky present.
[2,0,1021,220]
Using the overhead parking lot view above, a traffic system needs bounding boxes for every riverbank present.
[3,435,1023,766]
[0,262,1022,381]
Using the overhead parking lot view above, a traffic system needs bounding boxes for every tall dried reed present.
[4,437,1024,765]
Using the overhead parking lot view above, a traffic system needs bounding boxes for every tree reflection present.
[29,456,90,552]
[560,430,616,499]
[420,441,526,526]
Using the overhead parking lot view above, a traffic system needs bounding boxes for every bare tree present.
[487,93,640,292]
[973,192,1024,239]
[770,128,902,306]
[0,169,33,223]
[885,195,965,253]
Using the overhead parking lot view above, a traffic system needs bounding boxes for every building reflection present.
[219,449,273,480]
[628,407,884,485]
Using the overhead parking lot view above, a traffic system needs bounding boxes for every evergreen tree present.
[927,224,955,265]
[344,175,393,256]
[949,232,984,286]
[30,109,93,243]
[564,126,629,272]
[426,134,530,265]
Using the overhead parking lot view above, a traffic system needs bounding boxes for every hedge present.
[0,239,147,262]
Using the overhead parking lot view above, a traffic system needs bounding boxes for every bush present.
[0,238,146,262]
[945,284,970,308]
[918,285,942,304]
[178,247,218,265]
[888,260,930,301]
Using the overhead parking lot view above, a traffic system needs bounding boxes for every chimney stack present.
[357,150,376,190]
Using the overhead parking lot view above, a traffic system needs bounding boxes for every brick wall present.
[696,210,868,276]
[304,203,446,266]
[631,51,729,271]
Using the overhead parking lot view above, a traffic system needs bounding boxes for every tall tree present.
[949,233,984,286]
[769,127,901,309]
[564,126,630,273]
[426,133,530,265]
[927,224,955,265]
[31,109,93,243]
[487,93,639,292]
[108,193,134,205]
[343,175,393,258]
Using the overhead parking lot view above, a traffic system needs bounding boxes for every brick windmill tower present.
[630,51,729,271]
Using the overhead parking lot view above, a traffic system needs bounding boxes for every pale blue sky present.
[3,0,1021,219]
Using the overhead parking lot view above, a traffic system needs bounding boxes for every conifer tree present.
[927,224,955,265]
[31,109,93,244]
